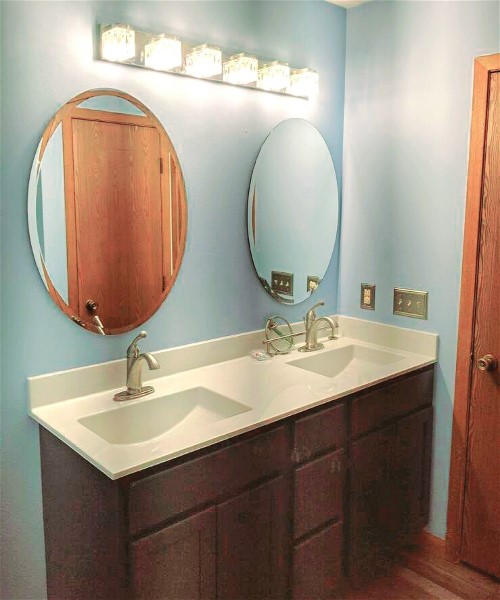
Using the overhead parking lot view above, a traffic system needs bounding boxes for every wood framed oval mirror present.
[28,89,187,335]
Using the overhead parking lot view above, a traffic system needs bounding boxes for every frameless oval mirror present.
[28,89,187,335]
[248,119,339,304]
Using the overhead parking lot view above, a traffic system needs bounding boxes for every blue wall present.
[340,0,499,538]
[0,1,346,597]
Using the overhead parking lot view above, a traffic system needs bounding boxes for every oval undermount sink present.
[78,387,252,445]
[288,344,405,379]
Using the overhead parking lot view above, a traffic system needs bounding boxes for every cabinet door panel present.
[131,507,215,600]
[292,521,343,600]
[294,449,345,539]
[350,425,397,587]
[394,406,433,540]
[217,477,288,600]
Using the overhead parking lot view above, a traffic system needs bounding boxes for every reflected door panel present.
[70,118,164,331]
[27,89,187,335]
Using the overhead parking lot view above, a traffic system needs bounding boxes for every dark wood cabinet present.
[292,521,343,600]
[131,507,216,600]
[217,477,288,599]
[350,405,434,587]
[39,366,434,600]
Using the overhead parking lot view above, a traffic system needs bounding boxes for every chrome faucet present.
[299,301,338,353]
[113,331,160,401]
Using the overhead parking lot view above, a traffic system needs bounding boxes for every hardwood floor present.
[345,533,500,600]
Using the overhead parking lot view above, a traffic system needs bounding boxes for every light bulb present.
[257,61,290,92]
[185,44,222,78]
[145,35,182,71]
[223,53,258,85]
[288,68,319,98]
[101,24,135,62]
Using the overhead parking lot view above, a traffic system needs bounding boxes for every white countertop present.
[29,316,438,479]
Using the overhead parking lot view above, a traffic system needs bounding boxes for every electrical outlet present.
[271,271,293,296]
[360,283,376,310]
[393,288,428,319]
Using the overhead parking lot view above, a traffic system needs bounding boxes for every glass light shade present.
[185,44,222,78]
[144,35,182,71]
[101,25,135,62]
[288,68,319,98]
[223,53,258,85]
[257,61,290,92]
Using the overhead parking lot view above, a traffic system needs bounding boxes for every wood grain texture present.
[39,427,130,600]
[217,476,289,600]
[292,521,343,599]
[131,507,216,600]
[294,449,345,539]
[293,402,346,463]
[447,53,500,565]
[34,89,188,335]
[351,368,433,438]
[72,118,164,331]
[461,70,500,578]
[128,426,287,536]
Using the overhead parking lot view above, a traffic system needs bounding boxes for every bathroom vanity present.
[32,319,436,600]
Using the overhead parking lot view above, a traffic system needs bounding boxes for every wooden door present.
[217,477,288,599]
[461,68,500,578]
[70,118,165,331]
[447,55,500,578]
[131,507,216,600]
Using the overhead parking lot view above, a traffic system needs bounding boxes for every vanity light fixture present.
[223,53,258,85]
[257,61,291,92]
[144,34,182,71]
[288,68,319,98]
[101,24,135,62]
[185,44,222,78]
[98,23,319,99]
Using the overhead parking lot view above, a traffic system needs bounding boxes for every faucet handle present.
[127,331,147,358]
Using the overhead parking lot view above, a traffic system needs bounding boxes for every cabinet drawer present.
[294,449,345,539]
[351,368,433,438]
[292,521,343,599]
[293,402,346,463]
[129,426,287,535]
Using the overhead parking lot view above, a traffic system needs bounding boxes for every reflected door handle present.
[477,354,498,372]
[86,299,98,313]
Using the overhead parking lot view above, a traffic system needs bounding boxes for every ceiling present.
[326,0,373,8]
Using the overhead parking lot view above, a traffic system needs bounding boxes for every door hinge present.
[160,157,164,174]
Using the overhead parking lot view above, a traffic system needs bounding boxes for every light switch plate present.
[360,283,376,310]
[271,271,293,296]
[393,288,428,319]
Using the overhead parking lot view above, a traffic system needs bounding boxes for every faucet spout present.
[114,331,160,401]
[299,302,338,353]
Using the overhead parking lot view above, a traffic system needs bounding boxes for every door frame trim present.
[446,53,500,562]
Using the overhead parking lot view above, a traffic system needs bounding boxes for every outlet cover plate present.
[360,283,376,310]
[393,288,428,319]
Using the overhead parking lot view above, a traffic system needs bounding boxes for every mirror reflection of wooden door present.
[68,117,166,331]
[447,55,500,579]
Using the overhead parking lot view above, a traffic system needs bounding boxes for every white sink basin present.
[288,344,405,379]
[78,387,252,445]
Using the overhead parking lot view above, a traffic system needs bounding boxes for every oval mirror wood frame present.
[28,89,187,335]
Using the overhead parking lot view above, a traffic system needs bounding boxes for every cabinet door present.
[394,406,433,541]
[350,425,398,587]
[131,507,216,600]
[217,477,288,600]
[292,521,343,600]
